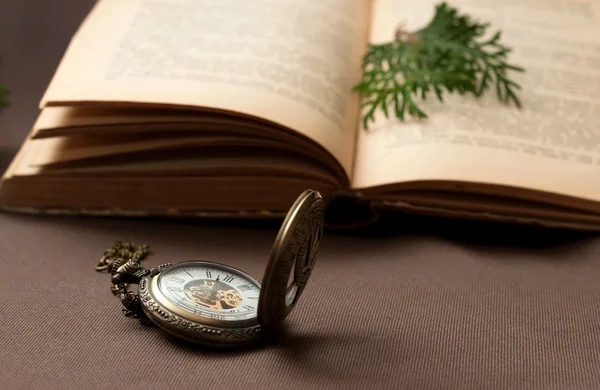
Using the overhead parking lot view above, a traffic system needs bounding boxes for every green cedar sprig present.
[353,2,525,129]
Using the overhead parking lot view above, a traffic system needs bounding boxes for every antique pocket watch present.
[96,189,324,348]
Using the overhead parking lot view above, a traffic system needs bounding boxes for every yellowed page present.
[33,106,195,129]
[353,0,600,203]
[26,135,280,166]
[41,0,372,178]
[5,136,339,186]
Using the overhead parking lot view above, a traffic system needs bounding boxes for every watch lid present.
[257,189,324,329]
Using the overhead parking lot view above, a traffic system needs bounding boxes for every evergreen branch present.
[353,1,525,129]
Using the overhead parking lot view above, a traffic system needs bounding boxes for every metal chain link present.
[95,241,149,274]
[95,241,152,325]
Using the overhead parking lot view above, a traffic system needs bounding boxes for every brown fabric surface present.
[2,1,600,389]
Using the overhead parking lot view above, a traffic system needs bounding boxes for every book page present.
[352,0,600,203]
[41,0,372,178]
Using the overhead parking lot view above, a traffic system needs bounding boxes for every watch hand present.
[209,279,220,299]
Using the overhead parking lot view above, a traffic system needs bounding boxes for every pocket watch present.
[95,189,324,348]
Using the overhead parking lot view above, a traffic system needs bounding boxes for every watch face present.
[155,261,260,323]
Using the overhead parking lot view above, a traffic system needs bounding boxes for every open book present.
[2,0,600,230]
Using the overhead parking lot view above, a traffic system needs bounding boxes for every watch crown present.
[107,257,127,275]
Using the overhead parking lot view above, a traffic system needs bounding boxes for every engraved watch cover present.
[257,189,324,329]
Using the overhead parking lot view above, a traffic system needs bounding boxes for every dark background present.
[1,1,600,389]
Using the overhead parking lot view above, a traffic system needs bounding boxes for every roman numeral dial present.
[156,263,261,322]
